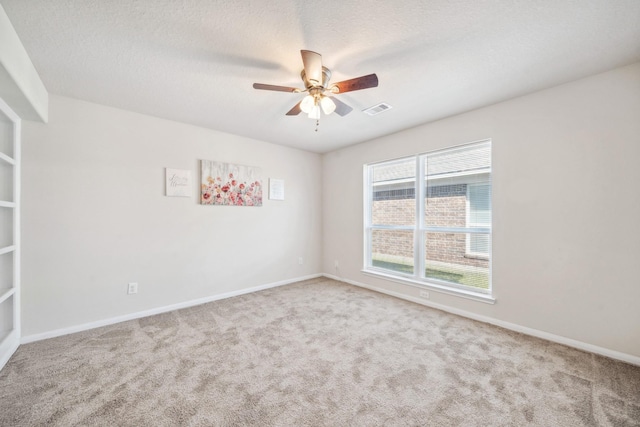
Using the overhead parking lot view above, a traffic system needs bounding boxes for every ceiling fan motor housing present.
[301,66,332,90]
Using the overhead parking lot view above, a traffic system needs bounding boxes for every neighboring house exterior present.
[372,183,490,269]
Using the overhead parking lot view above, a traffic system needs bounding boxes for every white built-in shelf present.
[0,288,15,305]
[0,94,20,372]
[0,152,15,165]
[0,245,15,256]
[0,330,18,354]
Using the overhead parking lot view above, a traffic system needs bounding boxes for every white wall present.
[322,62,640,358]
[21,95,322,336]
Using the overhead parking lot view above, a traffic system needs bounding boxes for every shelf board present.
[0,288,15,305]
[0,245,15,256]
[0,201,15,208]
[0,152,15,165]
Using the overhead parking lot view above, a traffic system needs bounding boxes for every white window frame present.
[363,140,494,303]
[364,157,417,279]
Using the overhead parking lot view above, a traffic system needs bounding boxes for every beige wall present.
[322,62,640,357]
[21,95,322,336]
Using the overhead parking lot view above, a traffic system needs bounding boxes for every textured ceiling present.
[3,0,640,153]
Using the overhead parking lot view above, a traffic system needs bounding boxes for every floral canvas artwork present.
[201,160,263,206]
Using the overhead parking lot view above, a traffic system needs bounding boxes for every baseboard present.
[21,272,639,367]
[21,274,322,344]
[323,273,640,367]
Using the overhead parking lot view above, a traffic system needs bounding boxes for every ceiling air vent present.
[362,103,392,116]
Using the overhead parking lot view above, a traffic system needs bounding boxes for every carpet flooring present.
[1,277,639,426]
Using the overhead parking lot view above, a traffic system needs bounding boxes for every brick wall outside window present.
[372,184,489,268]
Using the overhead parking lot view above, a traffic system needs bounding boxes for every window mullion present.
[424,226,491,233]
[370,225,415,231]
[363,165,372,268]
[415,155,425,280]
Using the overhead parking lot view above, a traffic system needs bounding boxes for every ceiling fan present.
[253,50,378,122]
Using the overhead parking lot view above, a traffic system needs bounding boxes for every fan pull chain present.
[315,119,319,132]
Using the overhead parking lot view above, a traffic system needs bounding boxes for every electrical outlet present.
[419,290,429,299]
[298,257,303,265]
[334,260,339,269]
[128,282,138,294]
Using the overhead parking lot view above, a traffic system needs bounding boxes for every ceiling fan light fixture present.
[300,95,315,113]
[253,50,379,125]
[308,105,321,120]
[320,96,336,115]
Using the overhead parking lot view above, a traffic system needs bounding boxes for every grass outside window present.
[371,258,489,290]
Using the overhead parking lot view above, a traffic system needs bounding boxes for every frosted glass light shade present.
[308,105,321,119]
[300,95,315,113]
[320,96,336,115]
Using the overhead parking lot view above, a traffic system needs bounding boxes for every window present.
[364,140,492,298]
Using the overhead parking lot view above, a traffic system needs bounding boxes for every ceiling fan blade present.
[331,74,378,93]
[253,83,299,92]
[301,50,323,86]
[286,101,302,116]
[330,97,354,116]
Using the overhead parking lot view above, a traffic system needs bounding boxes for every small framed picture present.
[269,178,285,201]
[166,168,191,197]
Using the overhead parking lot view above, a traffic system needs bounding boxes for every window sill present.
[361,268,496,304]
